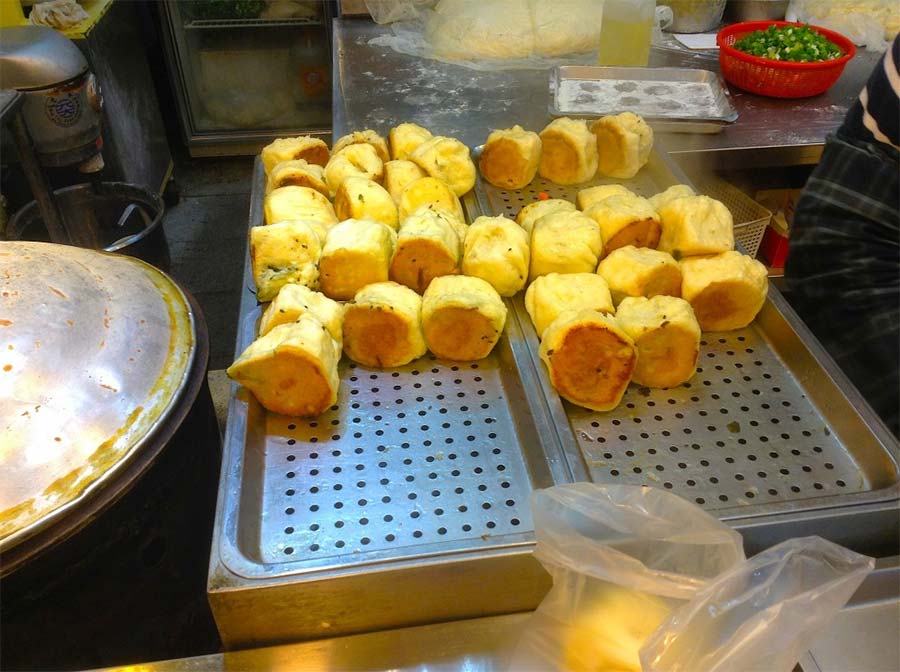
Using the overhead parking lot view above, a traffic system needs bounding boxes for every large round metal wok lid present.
[0,241,195,552]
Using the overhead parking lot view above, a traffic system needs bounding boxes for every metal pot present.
[725,0,789,22]
[0,242,222,669]
[8,181,171,270]
[664,0,727,33]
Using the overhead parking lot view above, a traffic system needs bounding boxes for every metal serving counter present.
[205,16,898,662]
[332,19,881,168]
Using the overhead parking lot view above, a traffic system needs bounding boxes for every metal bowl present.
[725,0,789,22]
[665,0,727,33]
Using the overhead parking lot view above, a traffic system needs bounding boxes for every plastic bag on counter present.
[507,483,745,671]
[640,536,874,672]
[364,0,607,70]
[786,0,899,51]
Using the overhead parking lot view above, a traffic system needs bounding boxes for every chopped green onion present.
[733,25,843,62]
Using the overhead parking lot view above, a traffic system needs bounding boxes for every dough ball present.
[597,245,682,305]
[332,129,391,163]
[410,135,477,196]
[334,176,399,230]
[264,185,337,227]
[389,122,433,161]
[529,210,603,282]
[342,281,427,368]
[422,275,507,361]
[616,295,701,388]
[680,250,768,332]
[324,143,385,196]
[479,125,542,189]
[591,112,654,179]
[462,214,530,297]
[538,117,598,185]
[261,136,330,174]
[540,309,637,412]
[517,198,576,237]
[657,195,734,259]
[397,176,466,223]
[319,219,397,300]
[427,0,536,60]
[384,159,427,203]
[648,184,695,211]
[576,183,635,210]
[390,207,462,294]
[226,316,340,418]
[258,283,345,346]
[250,220,322,301]
[525,272,614,339]
[584,194,661,257]
[266,159,329,197]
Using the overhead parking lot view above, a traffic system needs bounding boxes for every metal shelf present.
[183,16,322,30]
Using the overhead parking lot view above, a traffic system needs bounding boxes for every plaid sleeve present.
[785,133,899,436]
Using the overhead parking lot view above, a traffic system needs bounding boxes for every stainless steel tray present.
[472,149,899,549]
[208,161,575,647]
[549,65,739,134]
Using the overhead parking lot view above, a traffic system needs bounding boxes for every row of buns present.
[479,112,654,190]
[227,276,508,417]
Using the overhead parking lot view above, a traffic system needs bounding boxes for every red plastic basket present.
[717,21,856,98]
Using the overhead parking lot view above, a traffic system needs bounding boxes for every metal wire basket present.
[691,175,772,258]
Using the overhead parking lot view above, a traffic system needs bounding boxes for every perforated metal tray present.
[208,161,573,646]
[472,150,899,531]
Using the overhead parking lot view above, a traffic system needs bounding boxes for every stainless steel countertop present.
[101,557,899,671]
[332,19,880,167]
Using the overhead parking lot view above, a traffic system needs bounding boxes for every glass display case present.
[159,0,333,156]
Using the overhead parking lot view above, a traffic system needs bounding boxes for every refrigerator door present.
[160,1,331,156]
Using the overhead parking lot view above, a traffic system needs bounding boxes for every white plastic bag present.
[640,535,874,672]
[786,0,899,51]
[365,0,607,70]
[507,483,745,671]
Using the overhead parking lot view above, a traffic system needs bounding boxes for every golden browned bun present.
[421,275,507,361]
[250,220,322,301]
[324,144,385,196]
[342,281,427,368]
[462,215,530,297]
[479,125,542,189]
[384,159,427,203]
[615,295,700,388]
[258,284,345,344]
[389,122,433,161]
[319,219,397,300]
[538,117,598,185]
[264,185,338,227]
[410,136,477,196]
[596,245,682,305]
[680,251,768,332]
[389,208,462,294]
[397,176,465,223]
[590,112,653,179]
[657,195,734,259]
[333,176,399,230]
[583,194,661,257]
[648,184,695,211]
[261,136,330,174]
[516,198,576,237]
[529,210,603,282]
[266,159,329,197]
[539,309,637,412]
[524,272,614,339]
[226,315,340,418]
[332,129,391,163]
[576,184,634,210]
